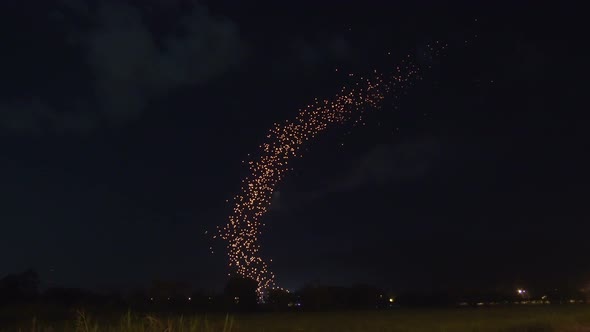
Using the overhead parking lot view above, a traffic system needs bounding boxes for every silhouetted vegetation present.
[0,269,39,304]
[1,268,589,330]
[223,276,258,311]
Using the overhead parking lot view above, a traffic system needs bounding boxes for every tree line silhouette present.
[1,269,588,316]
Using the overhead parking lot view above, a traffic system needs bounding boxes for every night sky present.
[1,1,586,293]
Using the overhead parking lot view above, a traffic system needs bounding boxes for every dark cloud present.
[58,0,90,15]
[268,34,353,77]
[269,190,283,212]
[291,35,352,66]
[271,137,443,213]
[343,137,442,188]
[0,1,243,135]
[0,100,53,135]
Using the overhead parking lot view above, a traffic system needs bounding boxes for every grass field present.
[2,306,590,332]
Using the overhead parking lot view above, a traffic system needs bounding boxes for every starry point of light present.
[217,43,447,297]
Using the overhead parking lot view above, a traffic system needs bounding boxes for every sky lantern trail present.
[218,44,446,297]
